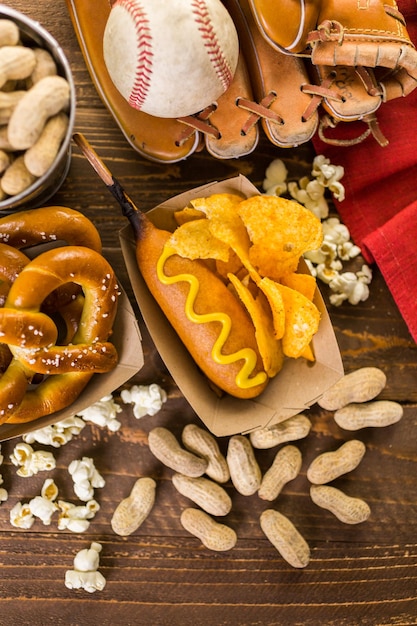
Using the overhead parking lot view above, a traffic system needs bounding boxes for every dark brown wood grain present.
[0,1,417,624]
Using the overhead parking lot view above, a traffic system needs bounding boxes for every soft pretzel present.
[0,242,75,351]
[0,206,104,316]
[0,206,102,252]
[4,371,94,424]
[0,242,82,378]
[0,246,120,424]
[0,243,58,398]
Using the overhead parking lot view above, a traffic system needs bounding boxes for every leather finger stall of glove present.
[224,0,319,148]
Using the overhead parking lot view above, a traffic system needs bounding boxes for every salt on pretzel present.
[0,307,58,349]
[0,245,29,383]
[0,206,102,252]
[0,246,120,424]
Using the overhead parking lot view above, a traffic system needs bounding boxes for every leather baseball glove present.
[246,0,417,145]
[227,0,319,148]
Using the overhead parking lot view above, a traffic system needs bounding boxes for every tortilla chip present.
[238,195,323,278]
[228,273,284,377]
[191,193,244,217]
[167,218,230,261]
[174,206,205,225]
[216,249,244,280]
[281,272,317,301]
[275,283,321,359]
[257,276,286,340]
[299,342,315,362]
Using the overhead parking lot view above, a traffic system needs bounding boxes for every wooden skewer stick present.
[72,132,145,237]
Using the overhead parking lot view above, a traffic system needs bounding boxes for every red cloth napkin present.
[312,0,417,341]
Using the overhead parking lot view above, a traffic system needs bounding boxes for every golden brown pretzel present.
[0,242,83,375]
[0,206,102,252]
[0,206,103,317]
[0,246,120,424]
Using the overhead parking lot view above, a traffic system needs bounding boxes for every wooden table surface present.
[1,2,417,624]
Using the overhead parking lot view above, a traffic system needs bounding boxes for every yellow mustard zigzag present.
[157,246,267,390]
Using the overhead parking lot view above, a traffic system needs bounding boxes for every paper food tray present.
[120,175,344,437]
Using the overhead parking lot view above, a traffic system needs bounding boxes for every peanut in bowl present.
[0,6,75,212]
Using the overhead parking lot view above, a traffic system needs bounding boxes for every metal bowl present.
[0,6,76,212]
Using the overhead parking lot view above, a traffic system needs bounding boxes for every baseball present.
[103,0,239,118]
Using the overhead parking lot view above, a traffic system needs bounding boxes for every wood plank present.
[0,0,416,623]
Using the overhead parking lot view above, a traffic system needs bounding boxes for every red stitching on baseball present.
[191,0,233,91]
[118,0,153,109]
